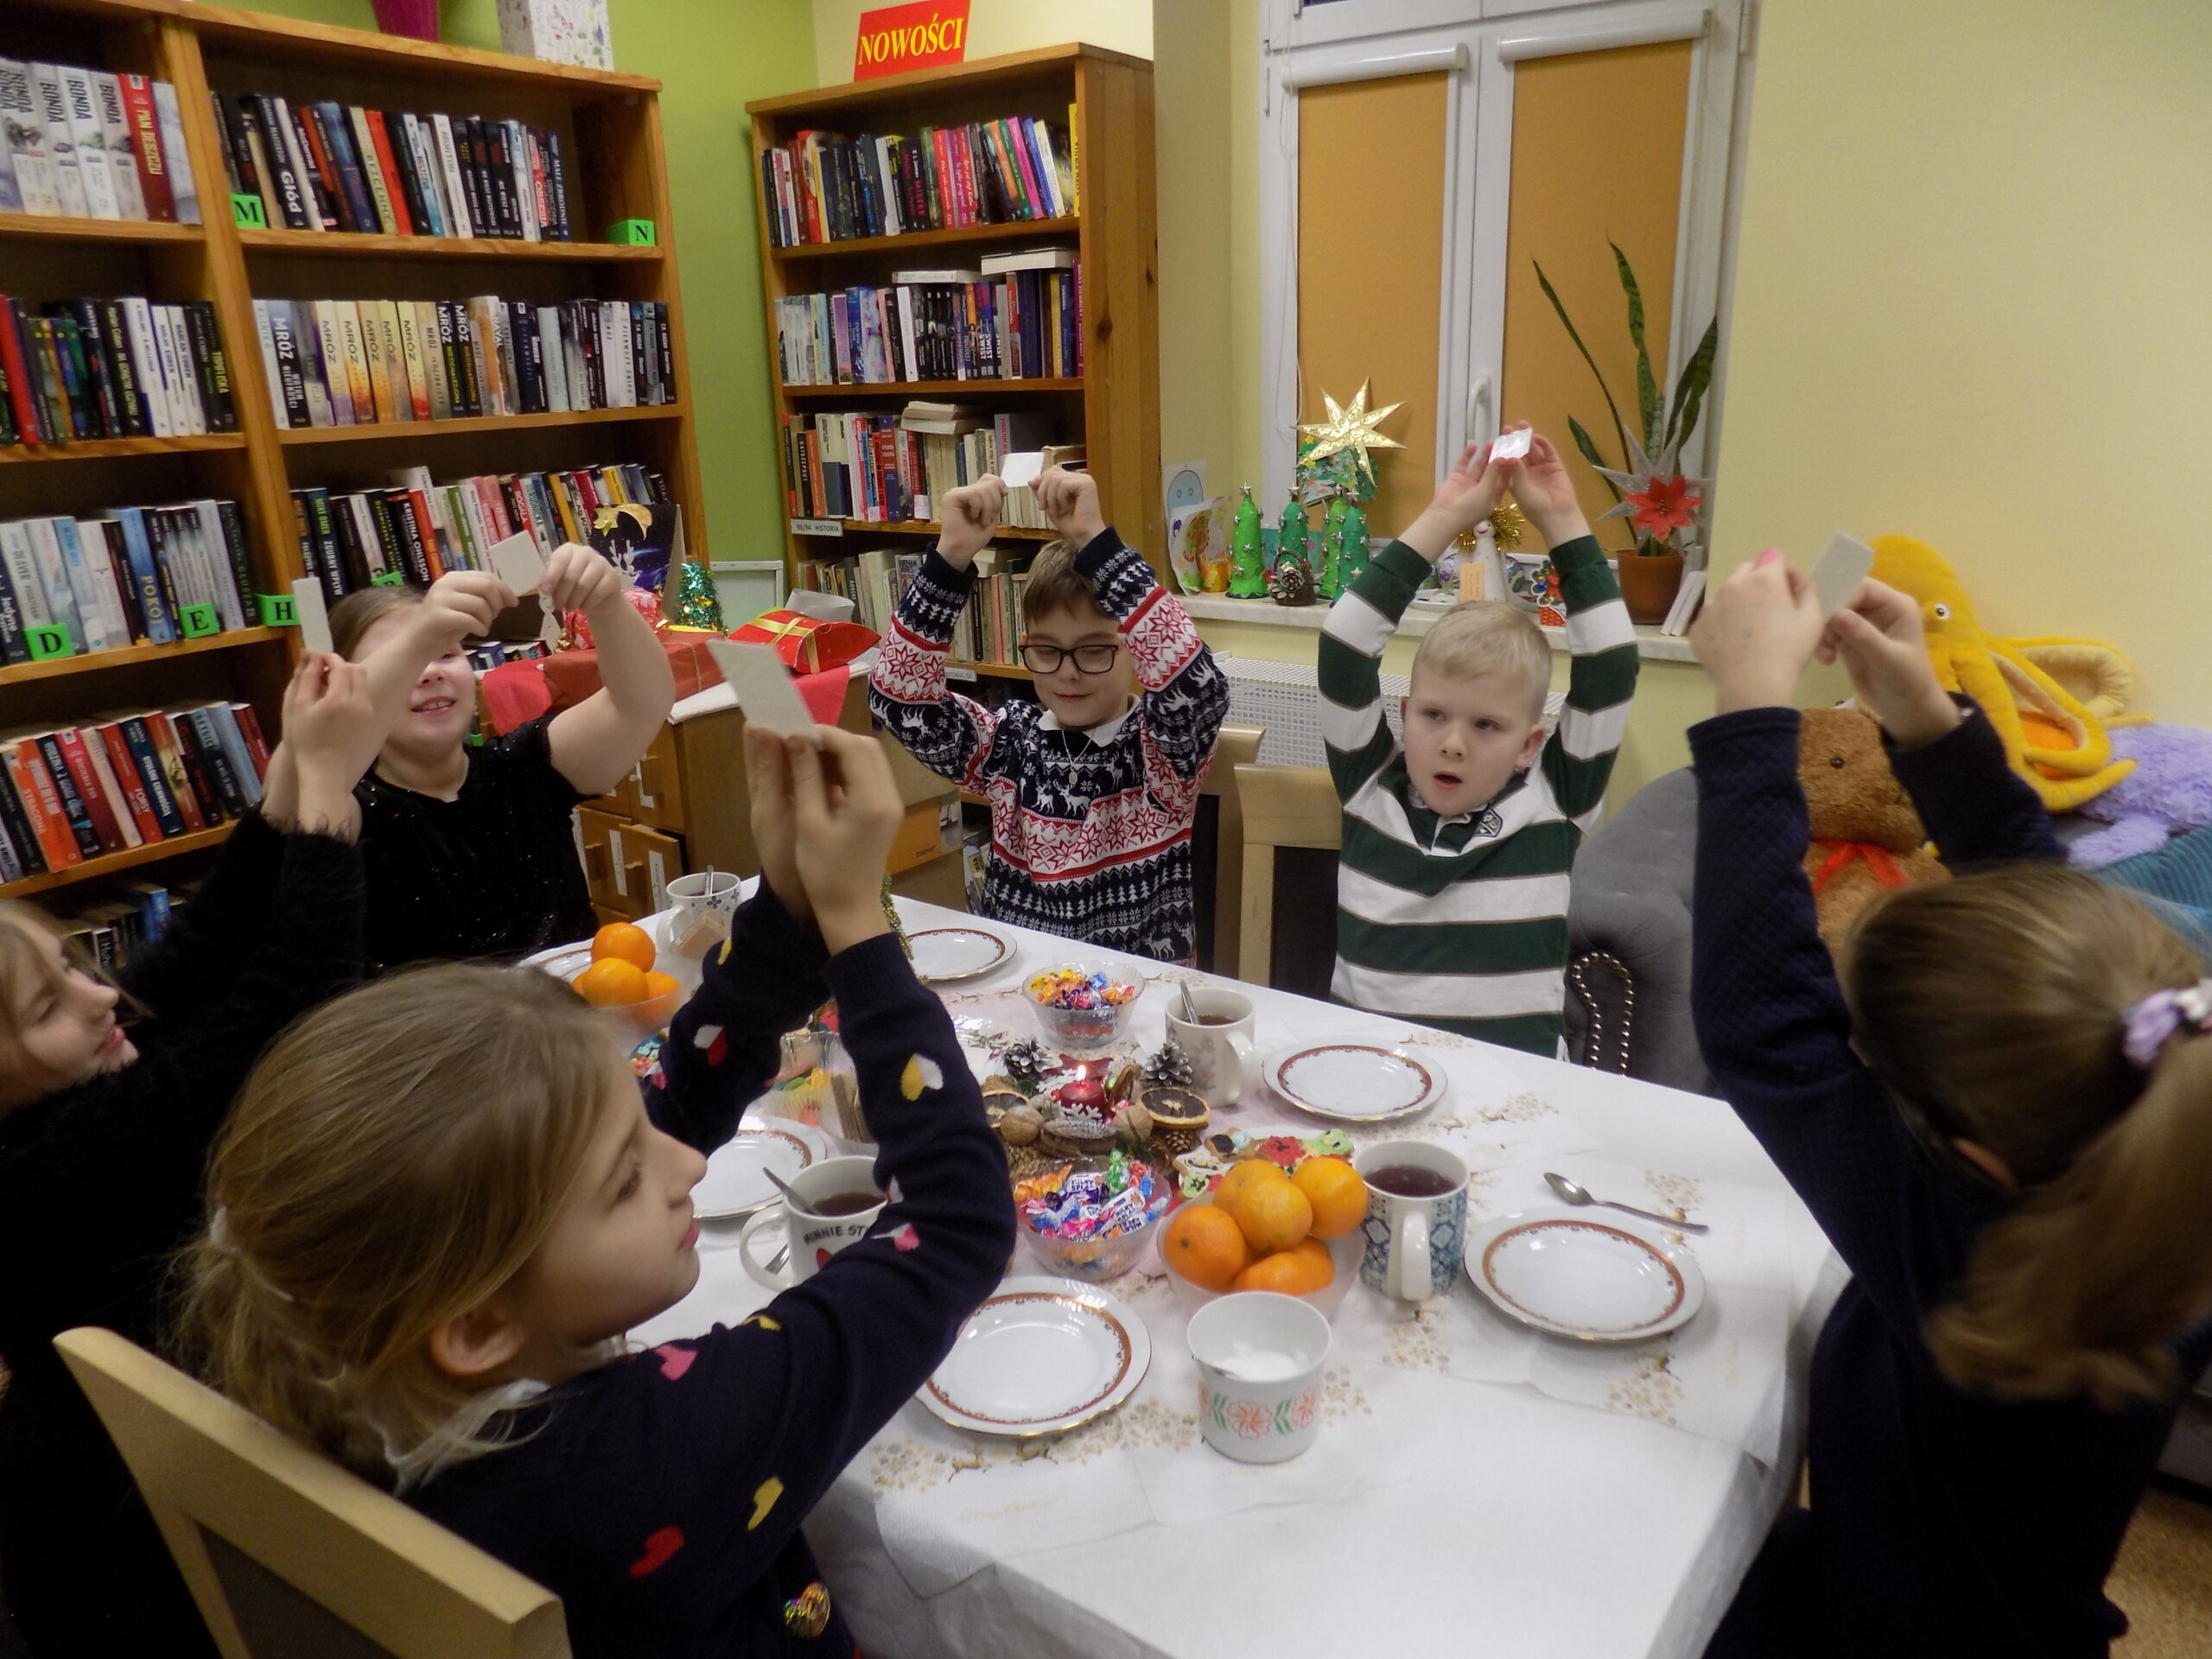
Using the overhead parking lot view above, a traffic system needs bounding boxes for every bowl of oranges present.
[556,921,683,1033]
[1157,1154,1367,1317]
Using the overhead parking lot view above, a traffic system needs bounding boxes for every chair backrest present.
[1235,763,1341,988]
[1195,726,1265,974]
[54,1328,569,1659]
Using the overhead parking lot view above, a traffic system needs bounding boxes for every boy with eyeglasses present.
[869,467,1228,962]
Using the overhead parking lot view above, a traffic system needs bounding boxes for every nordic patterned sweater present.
[869,528,1230,963]
[1317,535,1637,1054]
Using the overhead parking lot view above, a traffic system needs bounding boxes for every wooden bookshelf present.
[799,518,1059,541]
[950,660,1033,680]
[0,0,706,904]
[747,45,1160,597]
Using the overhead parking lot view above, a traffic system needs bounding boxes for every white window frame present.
[1259,0,1754,533]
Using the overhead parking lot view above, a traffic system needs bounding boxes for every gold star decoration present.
[1297,378,1404,471]
[1488,497,1529,551]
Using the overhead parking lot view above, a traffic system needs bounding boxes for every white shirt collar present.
[1038,695,1137,747]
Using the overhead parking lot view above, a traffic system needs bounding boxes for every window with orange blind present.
[1262,0,1746,556]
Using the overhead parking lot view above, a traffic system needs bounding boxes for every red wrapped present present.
[729,608,878,674]
[543,633,723,711]
[480,659,552,735]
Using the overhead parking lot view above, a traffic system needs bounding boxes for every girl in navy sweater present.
[178,724,1014,1656]
[1687,553,2212,1658]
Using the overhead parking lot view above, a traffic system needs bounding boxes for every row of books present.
[50,875,183,973]
[779,407,1062,528]
[292,461,669,600]
[0,702,271,885]
[775,257,1083,386]
[796,543,1033,666]
[0,296,236,448]
[208,91,571,242]
[252,296,675,431]
[0,500,252,665]
[760,111,1077,247]
[0,59,202,224]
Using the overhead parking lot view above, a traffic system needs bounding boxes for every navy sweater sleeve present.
[414,931,1014,1655]
[1886,696,2063,868]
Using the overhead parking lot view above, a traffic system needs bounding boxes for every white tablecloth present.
[632,897,1844,1659]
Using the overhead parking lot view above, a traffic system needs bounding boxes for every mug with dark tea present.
[740,1154,887,1288]
[1352,1140,1470,1300]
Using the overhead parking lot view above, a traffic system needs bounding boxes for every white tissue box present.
[497,0,613,69]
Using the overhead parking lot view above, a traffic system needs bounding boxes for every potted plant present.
[1536,244,1718,624]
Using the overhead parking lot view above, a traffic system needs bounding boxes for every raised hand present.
[1401,438,1510,563]
[937,479,1007,567]
[785,727,906,954]
[415,569,513,648]
[1818,578,1961,748]
[1033,467,1105,549]
[540,542,626,617]
[1506,430,1590,549]
[1689,550,1826,715]
[743,724,810,927]
[262,655,374,839]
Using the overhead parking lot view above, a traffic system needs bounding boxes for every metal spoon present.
[1544,1172,1710,1234]
[762,1167,804,1206]
[1178,980,1202,1027]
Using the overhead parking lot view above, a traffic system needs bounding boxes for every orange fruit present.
[1232,1237,1335,1296]
[642,970,679,1001]
[1212,1158,1289,1208]
[1292,1156,1366,1239]
[1161,1202,1249,1293]
[573,957,649,1007]
[591,922,656,973]
[1220,1175,1313,1255]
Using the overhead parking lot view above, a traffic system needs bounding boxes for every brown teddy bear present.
[1799,707,1947,952]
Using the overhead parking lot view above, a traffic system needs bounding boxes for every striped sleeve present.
[1076,530,1229,783]
[1541,535,1638,821]
[868,550,1007,791]
[1318,538,1429,803]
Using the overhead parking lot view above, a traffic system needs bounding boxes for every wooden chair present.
[54,1328,569,1659]
[1196,725,1265,974]
[1235,763,1342,988]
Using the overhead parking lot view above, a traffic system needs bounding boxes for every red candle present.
[1055,1065,1109,1122]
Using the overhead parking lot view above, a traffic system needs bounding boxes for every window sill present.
[1176,591,1701,664]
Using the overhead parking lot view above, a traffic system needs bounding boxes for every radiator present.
[1216,656,1565,770]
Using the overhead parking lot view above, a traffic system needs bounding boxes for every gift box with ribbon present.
[730,608,878,674]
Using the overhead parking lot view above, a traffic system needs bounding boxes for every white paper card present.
[1490,425,1534,461]
[998,451,1045,489]
[707,639,817,739]
[1812,532,1876,619]
[490,531,546,595]
[290,577,333,656]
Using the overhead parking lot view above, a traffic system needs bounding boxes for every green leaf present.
[1535,259,1630,472]
[1567,416,1624,502]
[1612,241,1662,453]
[1665,317,1720,454]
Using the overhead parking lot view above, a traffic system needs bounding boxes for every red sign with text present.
[852,0,970,81]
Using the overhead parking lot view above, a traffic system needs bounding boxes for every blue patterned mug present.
[1354,1140,1470,1301]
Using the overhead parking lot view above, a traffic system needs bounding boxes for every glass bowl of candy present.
[1027,963,1145,1052]
[1014,1153,1170,1281]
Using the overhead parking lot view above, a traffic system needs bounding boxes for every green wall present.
[224,0,817,563]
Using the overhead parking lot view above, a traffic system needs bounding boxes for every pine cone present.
[1000,1038,1058,1091]
[1268,561,1317,607]
[1145,1034,1196,1089]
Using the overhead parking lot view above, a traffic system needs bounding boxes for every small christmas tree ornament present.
[1145,1034,1196,1089]
[1277,489,1310,576]
[1317,491,1346,600]
[1338,493,1371,589]
[1227,484,1269,597]
[1268,559,1318,607]
[670,558,725,631]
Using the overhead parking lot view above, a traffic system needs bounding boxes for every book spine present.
[184,301,235,433]
[116,717,185,839]
[400,114,446,236]
[112,507,176,643]
[60,67,120,219]
[250,95,311,229]
[296,103,357,232]
[99,732,159,842]
[4,742,80,868]
[55,728,125,853]
[231,702,273,779]
[0,753,44,876]
[206,703,261,804]
[213,499,254,623]
[543,129,571,238]
[150,81,199,224]
[430,114,474,239]
[151,302,200,433]
[360,110,412,236]
[22,517,84,651]
[118,75,175,220]
[185,709,248,816]
[68,300,122,438]
[94,300,146,436]
[0,560,25,665]
[264,300,310,429]
[34,732,104,859]
[80,727,143,848]
[93,73,147,219]
[144,713,207,830]
[283,100,338,230]
[0,60,60,214]
[395,302,432,420]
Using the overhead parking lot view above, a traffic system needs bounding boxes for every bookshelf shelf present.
[779,379,1083,399]
[0,435,250,465]
[770,217,1080,263]
[802,518,1058,542]
[950,660,1033,681]
[276,404,689,446]
[0,628,285,688]
[1,823,235,901]
[182,3,659,96]
[0,210,206,246]
[237,229,665,264]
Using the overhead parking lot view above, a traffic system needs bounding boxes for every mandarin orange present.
[591,922,656,973]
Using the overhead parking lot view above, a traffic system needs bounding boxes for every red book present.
[54,728,126,855]
[401,488,444,579]
[118,75,177,222]
[143,714,207,832]
[3,741,82,869]
[228,702,271,779]
[0,302,44,443]
[94,720,163,842]
[362,111,415,236]
[295,109,354,232]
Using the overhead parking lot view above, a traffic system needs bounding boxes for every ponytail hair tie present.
[2122,979,2212,1070]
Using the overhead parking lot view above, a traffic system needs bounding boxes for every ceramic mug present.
[739,1155,886,1289]
[1187,1292,1332,1464]
[1164,987,1262,1105]
[666,869,744,933]
[1353,1140,1470,1302]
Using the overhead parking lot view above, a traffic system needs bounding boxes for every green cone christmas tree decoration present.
[1277,488,1310,578]
[1317,491,1347,600]
[670,558,725,631]
[1338,494,1371,589]
[1227,483,1269,597]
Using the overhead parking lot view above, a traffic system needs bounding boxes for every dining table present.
[627,890,1846,1659]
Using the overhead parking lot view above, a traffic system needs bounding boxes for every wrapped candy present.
[1027,967,1141,1013]
[1015,1152,1160,1243]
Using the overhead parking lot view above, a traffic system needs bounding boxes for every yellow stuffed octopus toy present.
[1868,536,2136,812]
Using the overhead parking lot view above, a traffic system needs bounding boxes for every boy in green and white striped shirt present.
[1316,428,1638,1055]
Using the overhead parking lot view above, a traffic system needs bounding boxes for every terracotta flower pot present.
[372,0,440,41]
[1616,550,1684,626]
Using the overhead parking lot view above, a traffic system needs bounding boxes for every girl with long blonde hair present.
[1688,555,2212,1658]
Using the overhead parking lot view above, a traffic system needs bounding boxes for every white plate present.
[1262,1039,1448,1122]
[1465,1212,1707,1343]
[921,1275,1152,1437]
[907,924,1018,984]
[693,1116,837,1219]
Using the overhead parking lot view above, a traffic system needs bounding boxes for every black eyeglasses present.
[1020,642,1122,675]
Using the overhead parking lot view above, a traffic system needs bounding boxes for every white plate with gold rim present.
[907,923,1019,984]
[1262,1039,1448,1122]
[921,1275,1151,1437]
[1465,1212,1706,1343]
[693,1116,837,1219]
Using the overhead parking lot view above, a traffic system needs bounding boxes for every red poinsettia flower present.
[1625,474,1702,539]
